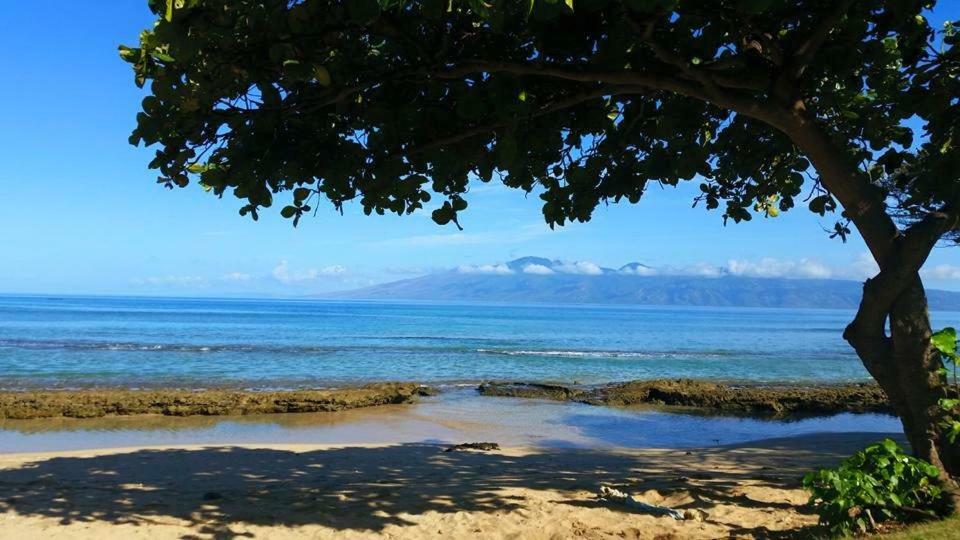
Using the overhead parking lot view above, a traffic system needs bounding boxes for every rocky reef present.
[478,379,890,417]
[0,382,425,419]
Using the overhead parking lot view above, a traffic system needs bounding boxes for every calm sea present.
[3,294,957,390]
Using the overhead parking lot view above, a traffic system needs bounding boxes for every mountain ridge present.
[324,257,960,310]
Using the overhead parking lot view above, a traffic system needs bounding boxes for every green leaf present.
[808,195,835,216]
[293,187,312,201]
[947,422,960,443]
[938,398,960,410]
[118,45,140,63]
[524,0,535,17]
[931,328,957,356]
[280,206,297,218]
[313,65,332,87]
[881,438,898,453]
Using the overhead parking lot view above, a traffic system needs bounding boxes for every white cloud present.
[319,265,348,276]
[669,262,725,278]
[554,260,604,275]
[832,254,960,282]
[457,264,514,275]
[272,261,347,284]
[522,264,555,275]
[615,258,835,279]
[727,257,833,279]
[620,265,659,276]
[849,252,880,279]
[924,264,960,280]
[221,272,252,282]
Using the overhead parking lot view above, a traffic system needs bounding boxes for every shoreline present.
[0,384,902,456]
[0,378,889,421]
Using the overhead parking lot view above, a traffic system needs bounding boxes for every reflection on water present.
[0,389,904,454]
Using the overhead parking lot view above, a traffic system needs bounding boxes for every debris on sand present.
[444,442,501,452]
[597,485,685,520]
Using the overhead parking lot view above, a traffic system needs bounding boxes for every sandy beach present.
[0,410,903,540]
[0,388,907,538]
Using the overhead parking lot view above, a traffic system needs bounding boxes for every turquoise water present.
[3,294,956,390]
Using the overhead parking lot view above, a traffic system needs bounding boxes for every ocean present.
[3,294,957,390]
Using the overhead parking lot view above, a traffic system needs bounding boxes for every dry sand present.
[0,432,898,539]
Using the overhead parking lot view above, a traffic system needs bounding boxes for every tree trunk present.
[782,111,960,491]
[847,275,960,505]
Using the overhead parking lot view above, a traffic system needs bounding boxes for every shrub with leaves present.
[932,328,960,444]
[803,438,943,536]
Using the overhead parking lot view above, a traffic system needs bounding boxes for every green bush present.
[803,438,943,536]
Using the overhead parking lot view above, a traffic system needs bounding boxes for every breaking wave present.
[475,348,733,359]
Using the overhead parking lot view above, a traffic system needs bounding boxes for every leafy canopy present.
[122,0,959,236]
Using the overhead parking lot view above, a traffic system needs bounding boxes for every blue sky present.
[1,2,959,297]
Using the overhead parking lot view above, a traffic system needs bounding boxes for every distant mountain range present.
[326,257,960,310]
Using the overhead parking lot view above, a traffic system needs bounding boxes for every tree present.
[122,0,960,486]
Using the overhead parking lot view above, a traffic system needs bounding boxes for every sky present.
[1,2,959,297]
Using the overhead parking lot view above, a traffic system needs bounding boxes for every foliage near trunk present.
[803,438,943,536]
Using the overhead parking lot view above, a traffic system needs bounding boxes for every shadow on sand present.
[0,433,899,538]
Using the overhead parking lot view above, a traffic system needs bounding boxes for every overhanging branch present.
[774,0,857,99]
[433,60,791,130]
[400,85,643,156]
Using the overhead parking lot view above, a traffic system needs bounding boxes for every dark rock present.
[477,382,586,401]
[416,386,440,397]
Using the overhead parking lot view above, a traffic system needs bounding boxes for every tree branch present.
[635,18,726,101]
[845,204,958,349]
[433,60,792,130]
[401,85,642,156]
[793,0,858,72]
[784,116,899,263]
[774,0,857,99]
[438,60,716,98]
[625,10,769,94]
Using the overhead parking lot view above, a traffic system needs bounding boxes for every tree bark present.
[847,275,960,506]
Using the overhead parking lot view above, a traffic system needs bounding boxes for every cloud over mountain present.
[325,256,960,310]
